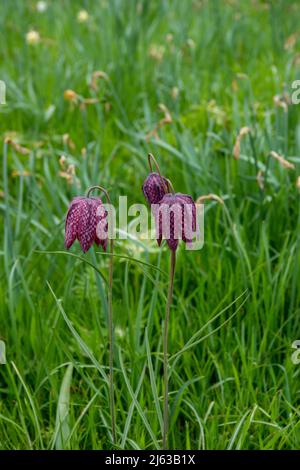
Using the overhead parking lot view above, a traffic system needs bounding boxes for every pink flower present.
[142,172,168,205]
[65,196,107,253]
[154,193,197,251]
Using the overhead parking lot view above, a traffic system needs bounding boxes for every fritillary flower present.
[64,186,116,444]
[142,172,168,205]
[142,153,198,450]
[154,193,197,251]
[64,196,107,253]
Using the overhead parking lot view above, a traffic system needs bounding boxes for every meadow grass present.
[1,0,300,450]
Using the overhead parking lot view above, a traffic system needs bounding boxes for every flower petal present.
[95,201,108,251]
[64,197,85,249]
[77,199,98,252]
[154,193,197,251]
[142,172,168,205]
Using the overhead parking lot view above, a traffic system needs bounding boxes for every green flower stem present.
[163,249,176,450]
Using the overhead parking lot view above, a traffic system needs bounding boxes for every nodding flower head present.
[154,193,197,252]
[65,196,108,253]
[142,172,168,205]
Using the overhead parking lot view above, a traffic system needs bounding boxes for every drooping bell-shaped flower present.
[142,172,168,205]
[65,196,108,253]
[154,193,197,251]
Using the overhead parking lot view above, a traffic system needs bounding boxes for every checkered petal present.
[76,199,98,252]
[142,172,168,206]
[95,202,108,252]
[64,197,85,249]
[154,193,197,251]
[176,193,197,242]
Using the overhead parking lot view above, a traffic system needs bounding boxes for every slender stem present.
[148,153,169,193]
[86,185,111,201]
[166,178,175,195]
[163,250,176,450]
[148,152,160,173]
[108,237,116,444]
[86,185,116,445]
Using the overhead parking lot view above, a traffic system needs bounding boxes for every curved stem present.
[166,178,175,195]
[86,185,116,445]
[87,185,111,203]
[147,153,161,173]
[163,250,176,449]
[148,153,169,193]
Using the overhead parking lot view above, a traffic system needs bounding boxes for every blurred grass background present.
[1,0,300,449]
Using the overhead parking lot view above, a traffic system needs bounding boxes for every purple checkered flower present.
[154,193,197,251]
[65,196,108,253]
[142,172,168,205]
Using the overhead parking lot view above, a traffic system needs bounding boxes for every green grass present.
[1,0,300,450]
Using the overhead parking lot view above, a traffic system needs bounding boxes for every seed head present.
[77,10,89,23]
[64,89,78,104]
[26,30,40,46]
[270,150,295,170]
[36,1,48,13]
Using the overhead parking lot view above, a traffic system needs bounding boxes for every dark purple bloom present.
[142,172,168,205]
[65,196,108,253]
[154,193,197,251]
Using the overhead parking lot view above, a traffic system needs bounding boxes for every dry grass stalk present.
[79,97,99,111]
[171,86,179,100]
[145,104,172,141]
[62,133,76,150]
[4,137,30,155]
[82,98,99,104]
[90,71,109,92]
[284,33,297,50]
[196,193,224,205]
[79,98,99,111]
[148,44,165,62]
[233,126,251,160]
[270,151,295,170]
[64,89,78,103]
[59,155,67,169]
[11,170,31,177]
[59,156,79,187]
[293,53,300,66]
[64,89,100,110]
[273,94,290,113]
[256,170,265,191]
